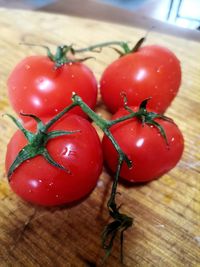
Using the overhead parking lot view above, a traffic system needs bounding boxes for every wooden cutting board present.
[0,7,199,267]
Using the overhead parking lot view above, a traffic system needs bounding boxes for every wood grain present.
[0,7,199,267]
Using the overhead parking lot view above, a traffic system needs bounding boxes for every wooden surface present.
[0,7,199,267]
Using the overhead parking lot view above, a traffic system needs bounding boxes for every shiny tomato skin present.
[5,115,103,206]
[8,56,98,121]
[100,45,181,114]
[102,107,184,182]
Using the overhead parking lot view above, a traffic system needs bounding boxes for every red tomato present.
[5,115,103,206]
[100,45,181,114]
[102,107,184,182]
[7,56,98,121]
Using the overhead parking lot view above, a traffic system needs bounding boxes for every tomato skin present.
[8,56,98,121]
[100,45,181,114]
[5,115,103,206]
[102,107,184,182]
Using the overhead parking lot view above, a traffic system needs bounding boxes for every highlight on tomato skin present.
[102,106,184,183]
[7,56,98,122]
[100,45,181,114]
[5,114,103,206]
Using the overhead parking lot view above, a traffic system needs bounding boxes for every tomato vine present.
[7,92,174,263]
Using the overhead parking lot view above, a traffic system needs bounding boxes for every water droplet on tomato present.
[97,180,104,187]
[156,66,163,73]
[54,108,58,112]
[25,64,30,70]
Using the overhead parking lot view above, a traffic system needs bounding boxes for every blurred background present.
[100,0,200,29]
[0,0,199,30]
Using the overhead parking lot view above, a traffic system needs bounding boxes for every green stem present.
[107,157,123,211]
[45,102,77,130]
[71,94,133,263]
[107,112,137,127]
[72,94,107,129]
[72,94,132,168]
[74,41,128,53]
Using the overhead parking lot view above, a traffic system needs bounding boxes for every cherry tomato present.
[7,56,98,121]
[102,107,184,182]
[100,45,181,114]
[5,115,103,206]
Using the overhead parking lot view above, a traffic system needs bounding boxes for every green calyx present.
[109,94,173,145]
[47,45,75,67]
[20,43,92,68]
[46,45,93,68]
[111,36,146,56]
[126,97,172,145]
[6,105,78,181]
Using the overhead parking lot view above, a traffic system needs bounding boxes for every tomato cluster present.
[6,46,103,206]
[5,40,184,207]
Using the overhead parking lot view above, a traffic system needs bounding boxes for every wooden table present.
[0,7,199,267]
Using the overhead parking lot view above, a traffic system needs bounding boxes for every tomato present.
[5,115,103,206]
[102,107,184,182]
[7,56,98,121]
[100,45,181,114]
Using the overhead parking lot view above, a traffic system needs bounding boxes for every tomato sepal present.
[6,106,78,180]
[109,96,174,145]
[20,43,93,68]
